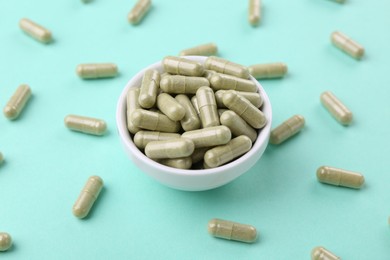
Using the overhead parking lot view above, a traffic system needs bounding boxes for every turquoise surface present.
[1,0,389,259]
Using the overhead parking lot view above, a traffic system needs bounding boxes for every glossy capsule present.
[248,63,288,79]
[19,18,52,43]
[270,115,305,145]
[179,43,218,56]
[196,86,220,127]
[64,115,107,136]
[131,109,181,133]
[320,91,353,125]
[134,131,181,149]
[157,93,185,121]
[208,218,257,243]
[248,0,261,26]
[159,157,192,169]
[76,63,118,79]
[331,31,364,59]
[145,138,194,159]
[163,56,204,77]
[220,111,257,142]
[3,84,32,120]
[0,232,12,251]
[317,166,365,189]
[311,246,340,260]
[126,87,141,134]
[182,125,231,148]
[204,56,250,79]
[210,73,257,92]
[160,75,209,94]
[139,69,160,108]
[73,176,103,218]
[128,0,152,25]
[215,90,262,108]
[175,94,201,131]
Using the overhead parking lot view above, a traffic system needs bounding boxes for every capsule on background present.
[210,73,257,92]
[270,115,305,145]
[316,166,365,189]
[64,115,107,136]
[73,176,103,219]
[160,75,209,94]
[19,18,52,43]
[248,0,261,26]
[311,246,341,260]
[196,86,220,127]
[248,63,287,79]
[126,87,141,134]
[139,69,160,108]
[158,157,192,169]
[331,31,364,59]
[182,125,231,148]
[76,63,118,79]
[134,131,181,149]
[131,109,181,133]
[156,93,185,121]
[220,110,257,142]
[175,94,201,131]
[163,56,204,77]
[145,138,195,159]
[179,43,218,56]
[204,56,250,79]
[0,232,12,251]
[214,90,262,108]
[128,0,152,25]
[208,218,257,243]
[320,91,353,126]
[3,84,32,120]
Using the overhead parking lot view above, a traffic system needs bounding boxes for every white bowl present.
[116,56,272,191]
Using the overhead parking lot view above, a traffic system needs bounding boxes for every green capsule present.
[0,232,12,251]
[72,176,103,219]
[248,63,287,79]
[215,90,262,108]
[317,166,364,189]
[133,131,181,149]
[270,115,305,145]
[196,86,220,128]
[19,18,52,44]
[210,73,256,92]
[182,125,231,148]
[76,63,118,79]
[64,115,107,136]
[220,110,257,142]
[311,246,340,260]
[208,218,257,243]
[248,0,261,26]
[156,93,185,121]
[126,87,141,134]
[163,56,204,76]
[131,109,181,133]
[139,69,160,109]
[128,0,152,25]
[145,138,195,159]
[179,43,218,56]
[3,84,32,120]
[320,91,353,126]
[205,56,250,79]
[160,75,209,94]
[175,94,201,131]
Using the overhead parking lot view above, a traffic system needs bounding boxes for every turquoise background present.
[1,0,389,259]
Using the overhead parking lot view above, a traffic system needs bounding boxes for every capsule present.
[145,138,194,159]
[182,125,231,148]
[196,86,220,127]
[331,31,364,59]
[0,232,12,251]
[191,147,209,164]
[320,91,352,125]
[139,69,160,108]
[248,0,261,26]
[208,218,257,243]
[131,109,181,133]
[65,115,107,136]
[220,111,257,142]
[215,90,263,108]
[204,56,250,79]
[311,246,340,260]
[270,115,305,145]
[248,63,288,79]
[163,56,204,77]
[204,135,252,168]
[76,63,118,79]
[128,0,152,25]
[0,152,3,165]
[160,75,209,94]
[179,43,218,56]
[156,93,185,121]
[3,84,32,120]
[19,18,52,43]
[223,90,266,129]
[175,94,201,131]
[159,157,192,169]
[191,96,200,116]
[72,176,103,219]
[317,166,364,189]
[210,73,257,92]
[126,87,141,134]
[134,131,181,149]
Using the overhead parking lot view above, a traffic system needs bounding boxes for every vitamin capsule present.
[163,56,204,77]
[215,90,263,108]
[248,63,288,79]
[191,96,200,116]
[128,0,151,25]
[331,31,364,59]
[179,43,218,56]
[320,91,353,125]
[204,56,250,79]
[191,147,209,164]
[210,73,257,92]
[65,115,107,136]
[126,87,141,134]
[248,0,261,26]
[196,86,220,127]
[159,157,192,169]
[134,131,181,149]
[160,75,209,94]
[156,93,185,121]
[131,109,181,133]
[0,232,12,251]
[317,166,364,189]
[73,176,103,218]
[203,70,217,82]
[270,115,305,145]
[145,138,194,159]
[175,94,201,131]
[204,135,252,168]
[139,69,160,108]
[76,63,118,79]
[0,152,3,164]
[220,111,257,142]
[3,84,32,120]
[208,218,257,243]
[311,246,340,260]
[223,90,266,129]
[19,18,52,43]
[182,125,231,148]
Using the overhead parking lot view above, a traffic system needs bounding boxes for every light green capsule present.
[19,18,52,43]
[220,110,257,142]
[204,135,252,168]
[139,69,160,108]
[64,115,107,136]
[76,63,118,79]
[215,90,263,108]
[222,90,266,129]
[208,218,257,243]
[126,87,141,134]
[0,232,12,251]
[160,75,209,94]
[133,131,181,149]
[248,63,287,79]
[72,176,103,219]
[159,157,192,169]
[320,91,353,126]
[331,31,364,59]
[3,84,32,120]
[248,0,261,26]
[191,147,209,164]
[131,109,181,133]
[128,0,152,25]
[311,246,340,260]
[317,166,364,189]
[145,138,195,159]
[182,125,231,148]
[0,152,3,165]
[163,56,204,76]
[179,43,218,56]
[270,115,305,145]
[156,93,185,121]
[175,94,201,131]
[204,56,250,79]
[210,73,257,92]
[196,86,220,128]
